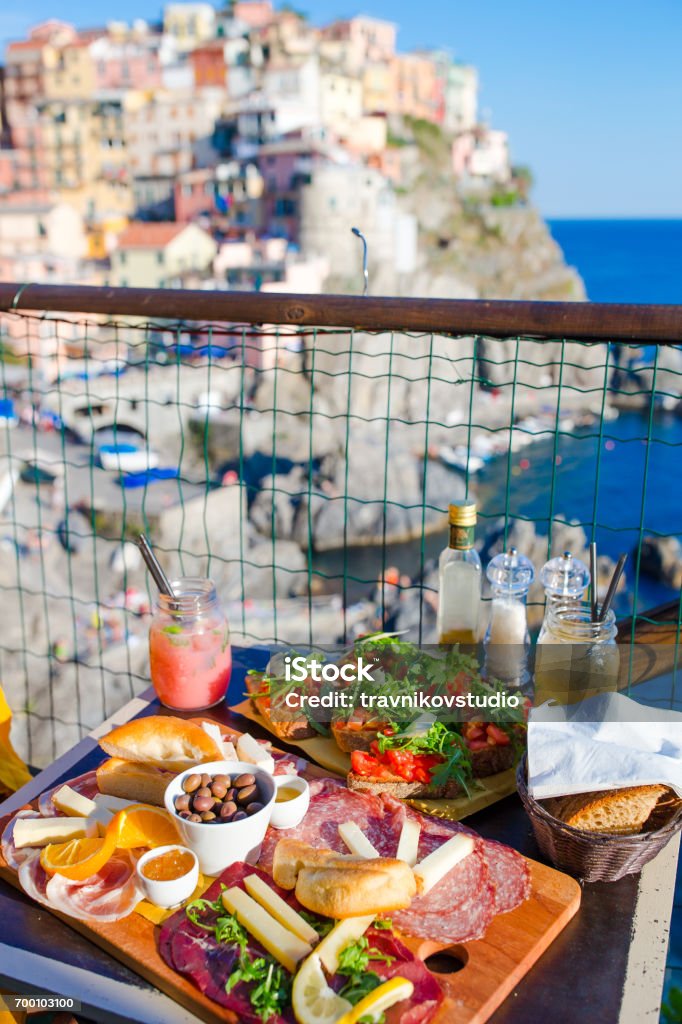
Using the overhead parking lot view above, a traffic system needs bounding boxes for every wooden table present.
[0,648,677,1024]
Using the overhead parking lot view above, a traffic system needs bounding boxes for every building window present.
[119,252,126,264]
[157,251,165,264]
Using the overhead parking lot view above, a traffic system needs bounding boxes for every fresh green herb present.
[214,914,248,949]
[372,917,393,930]
[337,936,395,976]
[338,971,383,1005]
[185,897,222,929]
[298,909,335,937]
[376,721,473,793]
[226,952,291,1022]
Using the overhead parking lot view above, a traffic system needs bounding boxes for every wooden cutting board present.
[0,727,581,1024]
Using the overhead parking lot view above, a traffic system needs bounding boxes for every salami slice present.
[38,770,99,817]
[44,852,141,921]
[483,839,531,915]
[2,811,43,870]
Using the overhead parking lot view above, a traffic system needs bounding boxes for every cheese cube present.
[243,874,319,945]
[52,784,98,818]
[338,822,380,859]
[396,819,421,867]
[236,733,275,774]
[413,833,475,894]
[221,887,312,973]
[13,817,90,849]
[317,916,375,973]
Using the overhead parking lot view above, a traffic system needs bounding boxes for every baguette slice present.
[546,784,669,835]
[470,743,516,778]
[331,719,385,753]
[96,757,176,806]
[245,672,316,742]
[99,715,223,771]
[347,771,464,800]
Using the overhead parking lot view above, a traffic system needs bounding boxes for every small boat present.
[0,399,18,428]
[439,445,486,474]
[99,444,160,474]
[117,467,179,489]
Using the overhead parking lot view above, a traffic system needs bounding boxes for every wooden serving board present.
[232,698,519,822]
[0,725,581,1024]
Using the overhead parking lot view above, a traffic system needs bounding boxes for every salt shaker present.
[537,551,590,642]
[483,548,535,686]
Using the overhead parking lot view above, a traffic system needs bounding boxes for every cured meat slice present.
[17,851,52,908]
[360,928,444,1024]
[259,780,394,869]
[38,771,99,817]
[272,756,304,776]
[483,839,531,915]
[44,852,140,921]
[2,811,43,870]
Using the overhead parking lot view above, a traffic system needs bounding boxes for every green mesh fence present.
[0,307,680,765]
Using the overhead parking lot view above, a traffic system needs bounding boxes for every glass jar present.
[149,577,232,711]
[537,551,590,642]
[534,601,619,707]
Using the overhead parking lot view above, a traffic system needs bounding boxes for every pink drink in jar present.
[149,577,231,711]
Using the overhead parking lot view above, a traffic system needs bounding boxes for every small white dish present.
[269,775,310,830]
[136,844,199,909]
[164,760,276,876]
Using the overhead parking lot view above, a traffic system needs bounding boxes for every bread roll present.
[96,758,175,806]
[272,838,417,918]
[545,784,669,835]
[99,716,223,771]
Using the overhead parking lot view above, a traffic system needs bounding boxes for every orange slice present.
[108,804,181,850]
[40,834,118,881]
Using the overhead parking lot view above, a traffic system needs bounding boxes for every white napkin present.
[527,692,682,799]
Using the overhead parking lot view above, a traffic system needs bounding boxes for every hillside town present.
[0,2,516,296]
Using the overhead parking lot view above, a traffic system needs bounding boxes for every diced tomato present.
[382,727,395,737]
[467,738,490,752]
[486,723,511,746]
[385,748,417,780]
[350,751,395,781]
[463,723,485,741]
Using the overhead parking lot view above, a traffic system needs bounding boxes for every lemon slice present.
[336,977,415,1024]
[292,953,352,1024]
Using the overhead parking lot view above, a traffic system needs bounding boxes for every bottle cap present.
[448,501,477,526]
[539,550,589,599]
[486,548,535,594]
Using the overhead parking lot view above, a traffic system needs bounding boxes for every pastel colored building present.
[445,63,478,133]
[163,3,216,52]
[124,90,223,177]
[0,198,86,281]
[362,62,392,115]
[389,52,439,122]
[320,16,396,72]
[190,42,228,89]
[232,1,274,29]
[111,221,217,288]
[90,36,162,91]
[43,39,97,99]
[452,128,510,183]
[262,56,321,135]
[319,71,363,139]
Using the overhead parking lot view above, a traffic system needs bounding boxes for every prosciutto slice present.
[18,849,141,922]
[38,770,99,817]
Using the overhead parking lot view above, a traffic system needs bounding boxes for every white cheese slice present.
[13,817,90,849]
[201,721,232,759]
[221,887,312,973]
[413,833,475,894]
[87,804,116,837]
[222,740,238,761]
[236,733,275,774]
[317,915,375,973]
[396,819,421,867]
[93,794,137,813]
[52,784,98,818]
[338,821,380,859]
[243,874,319,945]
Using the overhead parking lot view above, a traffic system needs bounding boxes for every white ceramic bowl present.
[164,760,276,876]
[136,844,199,909]
[270,775,310,830]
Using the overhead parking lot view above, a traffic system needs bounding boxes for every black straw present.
[590,542,598,622]
[599,553,627,622]
[137,534,174,597]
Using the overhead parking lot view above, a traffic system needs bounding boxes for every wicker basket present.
[516,757,682,882]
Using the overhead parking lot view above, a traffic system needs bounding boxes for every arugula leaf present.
[298,909,335,937]
[225,951,291,1022]
[372,917,393,930]
[214,914,248,949]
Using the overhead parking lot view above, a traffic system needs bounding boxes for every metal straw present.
[599,553,627,622]
[590,541,598,622]
[137,534,174,597]
[351,227,369,296]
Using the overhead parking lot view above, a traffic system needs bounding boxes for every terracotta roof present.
[116,221,187,249]
[7,40,44,53]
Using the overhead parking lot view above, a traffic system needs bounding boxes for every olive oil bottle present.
[437,501,482,644]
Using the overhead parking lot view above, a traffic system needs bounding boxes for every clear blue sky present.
[2,0,681,217]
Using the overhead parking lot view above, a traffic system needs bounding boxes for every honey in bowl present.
[143,847,195,882]
[275,785,301,803]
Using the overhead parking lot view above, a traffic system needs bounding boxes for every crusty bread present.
[545,785,670,835]
[99,715,223,771]
[245,673,315,741]
[272,838,416,918]
[470,743,516,778]
[96,757,176,806]
[331,719,383,753]
[347,771,464,800]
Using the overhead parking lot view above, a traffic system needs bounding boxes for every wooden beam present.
[1,282,682,342]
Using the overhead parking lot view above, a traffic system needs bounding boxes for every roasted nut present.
[233,810,248,821]
[234,773,256,789]
[193,795,214,813]
[200,811,216,822]
[183,774,202,794]
[219,800,237,819]
[188,813,203,823]
[236,784,258,805]
[246,802,264,815]
[174,793,191,813]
